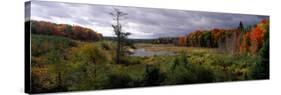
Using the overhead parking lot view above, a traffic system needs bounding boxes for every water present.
[130,48,176,57]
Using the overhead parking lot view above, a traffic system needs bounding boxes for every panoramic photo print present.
[25,1,269,93]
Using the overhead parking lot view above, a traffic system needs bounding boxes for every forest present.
[29,15,269,93]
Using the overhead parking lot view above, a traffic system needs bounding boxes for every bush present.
[31,67,57,93]
[252,36,269,79]
[165,54,214,84]
[142,65,166,86]
[99,41,113,50]
[106,73,133,88]
[120,56,142,65]
[31,34,76,57]
[174,52,188,65]
[69,43,112,65]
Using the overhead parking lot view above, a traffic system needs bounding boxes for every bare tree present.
[110,8,130,64]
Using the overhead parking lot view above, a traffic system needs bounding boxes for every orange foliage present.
[240,32,251,53]
[31,20,102,41]
[178,36,187,46]
[250,26,264,53]
[239,19,269,54]
[183,19,269,55]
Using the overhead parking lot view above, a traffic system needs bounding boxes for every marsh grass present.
[31,35,259,93]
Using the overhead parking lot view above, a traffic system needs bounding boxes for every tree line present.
[177,19,269,54]
[29,20,103,41]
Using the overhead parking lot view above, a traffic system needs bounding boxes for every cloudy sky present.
[26,1,268,39]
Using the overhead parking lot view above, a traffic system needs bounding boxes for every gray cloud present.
[28,1,269,39]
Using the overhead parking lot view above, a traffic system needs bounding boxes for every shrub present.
[120,56,142,65]
[106,73,133,88]
[252,36,269,79]
[99,41,113,50]
[142,65,166,86]
[31,66,59,93]
[69,43,112,65]
[165,54,214,84]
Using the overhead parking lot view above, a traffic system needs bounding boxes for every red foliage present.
[250,26,264,53]
[183,19,269,55]
[239,19,269,54]
[31,20,102,41]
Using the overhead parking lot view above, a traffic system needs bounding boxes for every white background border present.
[0,0,279,95]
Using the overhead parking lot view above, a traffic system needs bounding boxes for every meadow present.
[31,34,260,93]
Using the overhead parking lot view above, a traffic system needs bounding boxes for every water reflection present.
[130,48,176,57]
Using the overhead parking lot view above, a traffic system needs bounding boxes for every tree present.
[110,8,130,64]
[252,27,269,79]
[178,36,187,46]
[202,31,211,47]
[30,20,102,41]
[238,21,244,32]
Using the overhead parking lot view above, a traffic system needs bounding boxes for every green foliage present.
[120,56,142,65]
[252,29,269,79]
[106,72,133,88]
[164,54,214,84]
[184,48,257,81]
[69,43,111,64]
[172,52,188,70]
[31,34,76,57]
[30,34,264,93]
[143,65,166,86]
[202,31,212,47]
[99,41,113,50]
[31,35,113,92]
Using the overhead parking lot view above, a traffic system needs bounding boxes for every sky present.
[26,1,269,39]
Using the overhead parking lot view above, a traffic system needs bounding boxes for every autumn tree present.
[30,20,102,41]
[181,19,268,55]
[252,23,269,79]
[239,19,269,54]
[178,36,187,46]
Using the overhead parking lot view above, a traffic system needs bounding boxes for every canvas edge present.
[23,0,271,94]
[24,1,32,94]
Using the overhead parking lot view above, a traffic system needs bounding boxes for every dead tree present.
[110,8,129,64]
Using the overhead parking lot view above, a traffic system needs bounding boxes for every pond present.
[130,48,176,57]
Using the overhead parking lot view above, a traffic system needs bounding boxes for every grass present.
[30,34,259,93]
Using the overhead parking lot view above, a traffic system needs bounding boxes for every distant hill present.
[27,20,103,41]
